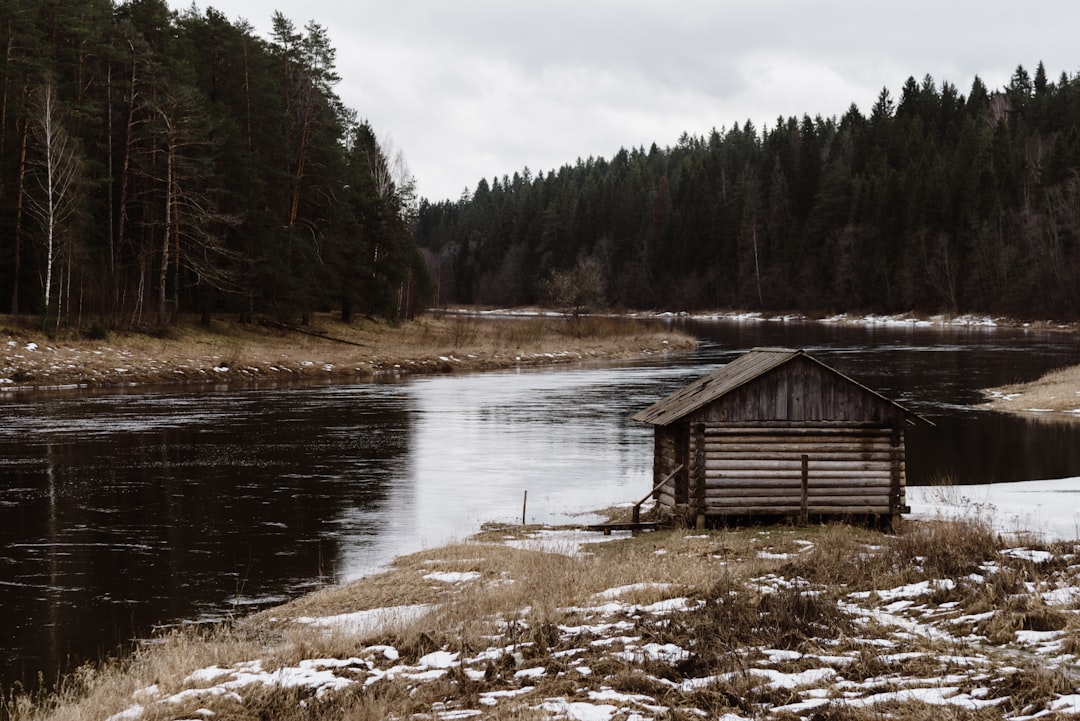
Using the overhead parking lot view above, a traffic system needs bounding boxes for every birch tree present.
[24,75,82,323]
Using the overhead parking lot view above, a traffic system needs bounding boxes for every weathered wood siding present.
[696,356,909,425]
[682,422,905,516]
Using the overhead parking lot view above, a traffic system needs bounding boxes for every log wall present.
[654,421,906,518]
[653,426,681,511]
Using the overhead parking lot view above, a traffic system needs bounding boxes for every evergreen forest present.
[0,0,432,329]
[5,2,1080,328]
[417,63,1080,319]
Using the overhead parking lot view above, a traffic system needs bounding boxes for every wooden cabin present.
[632,348,927,527]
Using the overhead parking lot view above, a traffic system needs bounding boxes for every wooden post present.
[889,424,902,528]
[676,427,689,505]
[522,490,528,526]
[652,431,663,501]
[632,464,682,527]
[799,453,809,525]
[694,423,706,530]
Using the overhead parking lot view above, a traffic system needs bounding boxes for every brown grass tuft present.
[779,517,1003,593]
[992,662,1077,714]
[978,594,1071,643]
[893,518,1002,578]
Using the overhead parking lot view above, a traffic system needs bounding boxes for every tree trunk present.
[40,84,57,314]
[241,35,253,151]
[288,118,309,227]
[1,19,13,157]
[11,114,28,315]
[158,133,173,325]
[132,250,145,327]
[752,226,764,309]
[106,63,115,309]
[171,185,180,324]
[116,40,139,317]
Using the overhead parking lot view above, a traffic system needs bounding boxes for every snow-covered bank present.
[456,306,1080,331]
[643,309,1077,330]
[910,477,1080,543]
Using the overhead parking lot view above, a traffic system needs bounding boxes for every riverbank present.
[634,308,1080,331]
[0,313,696,391]
[10,504,1080,721]
[983,363,1080,417]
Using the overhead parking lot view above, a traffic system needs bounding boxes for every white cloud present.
[171,0,1080,201]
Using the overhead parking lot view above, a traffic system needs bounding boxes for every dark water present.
[3,318,1080,693]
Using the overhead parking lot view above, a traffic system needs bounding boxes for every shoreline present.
[469,306,1080,332]
[982,364,1080,417]
[7,307,1080,420]
[0,313,697,394]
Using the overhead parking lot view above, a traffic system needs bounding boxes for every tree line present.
[417,63,1080,319]
[0,0,432,330]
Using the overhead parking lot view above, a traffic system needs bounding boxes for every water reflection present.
[911,411,1080,485]
[333,364,696,582]
[0,384,412,693]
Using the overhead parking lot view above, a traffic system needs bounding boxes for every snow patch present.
[1003,547,1054,564]
[293,604,433,636]
[423,571,481,583]
[594,582,673,600]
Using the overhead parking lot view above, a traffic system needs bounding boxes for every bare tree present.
[543,255,608,317]
[24,75,83,324]
[920,229,961,314]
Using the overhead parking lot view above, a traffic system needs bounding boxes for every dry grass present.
[774,517,1003,594]
[982,362,1080,415]
[8,517,1080,721]
[0,312,696,389]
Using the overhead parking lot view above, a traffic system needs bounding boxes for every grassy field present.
[0,312,697,390]
[8,512,1079,721]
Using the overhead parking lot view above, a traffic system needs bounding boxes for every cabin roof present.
[631,347,928,426]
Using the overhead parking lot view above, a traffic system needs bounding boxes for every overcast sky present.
[169,1,1079,203]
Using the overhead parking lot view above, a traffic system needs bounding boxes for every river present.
[3,317,1080,692]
